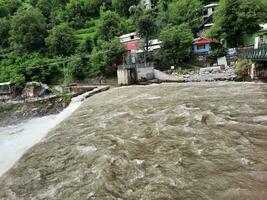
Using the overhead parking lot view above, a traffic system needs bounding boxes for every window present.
[130,35,135,40]
[197,44,205,50]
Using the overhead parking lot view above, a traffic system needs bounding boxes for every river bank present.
[0,95,71,127]
[0,82,267,200]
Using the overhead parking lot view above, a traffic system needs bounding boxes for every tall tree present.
[97,10,127,41]
[112,0,139,17]
[159,24,193,66]
[9,8,47,52]
[168,0,203,33]
[135,10,158,67]
[66,0,103,28]
[0,17,10,48]
[136,10,158,51]
[46,23,75,56]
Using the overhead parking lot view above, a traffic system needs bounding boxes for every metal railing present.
[247,46,267,61]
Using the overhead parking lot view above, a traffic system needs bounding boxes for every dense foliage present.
[159,24,193,66]
[0,0,265,85]
[208,0,267,46]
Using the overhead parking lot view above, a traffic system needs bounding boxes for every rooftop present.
[260,24,267,32]
[120,32,137,39]
[204,3,219,8]
[0,82,11,86]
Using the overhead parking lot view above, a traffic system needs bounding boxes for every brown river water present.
[0,82,267,200]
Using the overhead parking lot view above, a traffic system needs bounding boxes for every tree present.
[77,37,94,55]
[66,0,103,28]
[97,10,127,41]
[0,0,21,18]
[98,38,126,67]
[135,10,158,67]
[0,17,10,48]
[159,24,193,66]
[46,23,75,56]
[0,52,61,85]
[208,0,267,47]
[136,10,158,51]
[168,0,203,33]
[9,8,47,52]
[89,38,125,76]
[112,0,139,17]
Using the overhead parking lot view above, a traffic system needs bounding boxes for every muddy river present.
[0,82,267,200]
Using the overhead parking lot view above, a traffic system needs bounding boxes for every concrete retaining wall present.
[136,67,154,80]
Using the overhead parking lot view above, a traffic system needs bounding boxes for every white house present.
[203,3,218,28]
[197,3,219,37]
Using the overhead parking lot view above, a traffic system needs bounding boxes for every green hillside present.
[0,0,266,86]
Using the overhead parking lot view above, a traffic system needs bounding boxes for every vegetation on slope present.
[0,0,266,86]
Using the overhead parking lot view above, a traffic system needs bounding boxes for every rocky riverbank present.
[172,66,237,82]
[0,95,71,127]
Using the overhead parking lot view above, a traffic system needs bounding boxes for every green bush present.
[46,23,76,56]
[235,59,249,76]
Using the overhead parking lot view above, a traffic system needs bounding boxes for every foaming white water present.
[0,90,94,177]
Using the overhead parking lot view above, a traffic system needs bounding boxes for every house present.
[119,32,140,52]
[193,38,215,53]
[118,32,161,83]
[119,32,161,66]
[255,24,267,48]
[197,3,218,37]
[242,24,267,47]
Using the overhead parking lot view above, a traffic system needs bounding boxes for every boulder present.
[22,82,51,98]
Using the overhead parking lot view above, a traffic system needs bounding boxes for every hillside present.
[0,0,266,87]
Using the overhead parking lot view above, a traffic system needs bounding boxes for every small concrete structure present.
[117,67,137,85]
[217,56,228,67]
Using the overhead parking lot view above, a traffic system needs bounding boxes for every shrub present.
[235,59,249,76]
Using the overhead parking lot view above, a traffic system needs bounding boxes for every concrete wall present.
[136,67,154,80]
[117,69,137,85]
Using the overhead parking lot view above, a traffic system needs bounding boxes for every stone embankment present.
[0,85,110,127]
[170,66,237,82]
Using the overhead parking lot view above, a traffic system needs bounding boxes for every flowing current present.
[0,82,267,200]
[0,91,93,177]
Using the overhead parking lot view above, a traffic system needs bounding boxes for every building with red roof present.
[193,38,215,53]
